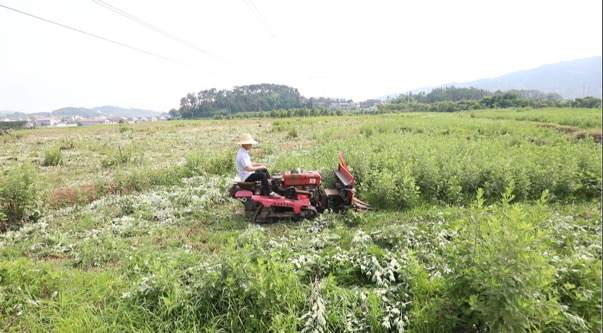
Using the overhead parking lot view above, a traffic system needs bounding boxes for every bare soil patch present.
[537,123,601,143]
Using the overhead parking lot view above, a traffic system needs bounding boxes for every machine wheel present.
[252,204,277,224]
[316,187,328,213]
[252,205,266,224]
[302,206,318,220]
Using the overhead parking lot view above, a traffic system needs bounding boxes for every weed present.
[0,162,41,230]
[42,146,63,166]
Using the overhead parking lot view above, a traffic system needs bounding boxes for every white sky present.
[1,0,601,113]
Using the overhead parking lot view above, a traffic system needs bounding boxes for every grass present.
[1,108,601,332]
[465,107,602,130]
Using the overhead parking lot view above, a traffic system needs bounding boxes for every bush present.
[360,167,420,209]
[119,125,134,133]
[42,146,63,166]
[288,127,298,138]
[442,188,562,332]
[0,162,41,231]
[101,144,143,168]
[59,136,76,150]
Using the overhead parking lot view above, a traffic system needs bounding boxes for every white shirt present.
[236,147,253,181]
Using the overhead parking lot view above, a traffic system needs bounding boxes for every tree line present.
[389,86,565,104]
[0,121,27,131]
[378,86,601,112]
[172,83,352,119]
[212,107,345,120]
[172,84,602,119]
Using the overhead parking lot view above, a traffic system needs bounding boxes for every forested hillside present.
[52,106,162,118]
[175,83,350,118]
[454,56,602,99]
[176,81,601,120]
[0,106,163,121]
[380,87,601,113]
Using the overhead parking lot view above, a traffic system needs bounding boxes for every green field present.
[1,108,601,332]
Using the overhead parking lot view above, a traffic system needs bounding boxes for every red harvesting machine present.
[229,152,372,223]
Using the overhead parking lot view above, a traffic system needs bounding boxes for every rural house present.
[79,118,110,126]
[34,117,59,127]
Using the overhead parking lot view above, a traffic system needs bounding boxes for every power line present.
[91,0,240,69]
[0,3,212,72]
[92,0,206,53]
[242,0,278,38]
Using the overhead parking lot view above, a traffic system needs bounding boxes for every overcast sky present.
[1,0,601,114]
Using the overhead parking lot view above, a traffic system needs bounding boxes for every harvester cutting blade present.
[352,197,373,211]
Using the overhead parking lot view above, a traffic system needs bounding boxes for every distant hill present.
[0,110,28,117]
[381,56,602,100]
[52,106,163,118]
[0,111,50,120]
[0,106,163,120]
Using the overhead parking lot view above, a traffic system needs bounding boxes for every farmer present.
[236,133,282,199]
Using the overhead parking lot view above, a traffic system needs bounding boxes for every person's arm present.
[245,163,266,171]
[239,150,266,171]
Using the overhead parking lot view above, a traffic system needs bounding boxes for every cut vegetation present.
[1,108,601,332]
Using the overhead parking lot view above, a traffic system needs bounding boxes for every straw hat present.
[237,133,258,145]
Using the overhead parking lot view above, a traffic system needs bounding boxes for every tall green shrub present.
[0,162,41,230]
[443,187,558,332]
[360,166,420,209]
[42,146,63,166]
